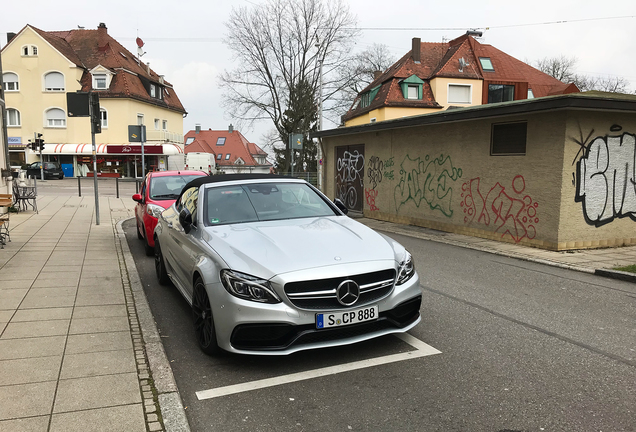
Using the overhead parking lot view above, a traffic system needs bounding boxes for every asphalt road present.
[123,219,636,432]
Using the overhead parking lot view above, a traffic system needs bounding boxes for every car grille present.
[284,268,396,310]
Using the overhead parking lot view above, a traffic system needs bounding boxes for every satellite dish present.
[136,37,144,48]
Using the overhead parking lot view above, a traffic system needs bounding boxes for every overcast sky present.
[3,0,635,148]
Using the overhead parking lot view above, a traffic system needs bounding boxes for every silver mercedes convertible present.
[153,174,422,355]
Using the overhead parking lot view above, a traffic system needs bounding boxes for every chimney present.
[412,37,421,63]
[229,124,234,133]
[195,124,201,134]
[7,32,16,44]
[373,70,382,80]
[146,62,150,75]
[97,23,109,51]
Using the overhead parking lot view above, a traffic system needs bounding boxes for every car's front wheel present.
[192,278,219,355]
[154,238,169,285]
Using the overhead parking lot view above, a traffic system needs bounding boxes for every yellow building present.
[1,23,186,178]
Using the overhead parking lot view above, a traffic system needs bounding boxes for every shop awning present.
[41,143,184,155]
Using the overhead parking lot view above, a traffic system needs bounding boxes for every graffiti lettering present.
[367,156,383,189]
[336,150,364,209]
[384,157,395,181]
[365,188,379,211]
[394,154,462,217]
[575,131,636,227]
[461,175,539,243]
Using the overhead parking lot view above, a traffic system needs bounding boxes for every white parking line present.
[195,334,441,401]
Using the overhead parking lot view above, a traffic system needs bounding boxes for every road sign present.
[290,133,303,149]
[128,125,147,142]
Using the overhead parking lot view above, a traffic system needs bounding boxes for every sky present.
[2,0,635,151]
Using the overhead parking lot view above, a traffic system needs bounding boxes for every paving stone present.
[0,415,50,432]
[69,316,130,334]
[1,320,70,339]
[65,331,133,354]
[0,355,62,385]
[53,372,141,413]
[0,335,66,360]
[0,381,57,420]
[148,421,163,432]
[0,289,28,310]
[50,404,146,432]
[74,293,125,307]
[72,304,127,319]
[60,348,136,379]
[12,307,73,322]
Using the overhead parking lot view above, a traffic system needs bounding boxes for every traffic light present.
[36,134,45,151]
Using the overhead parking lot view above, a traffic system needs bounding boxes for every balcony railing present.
[146,130,184,144]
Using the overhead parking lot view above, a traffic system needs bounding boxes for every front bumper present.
[208,271,422,355]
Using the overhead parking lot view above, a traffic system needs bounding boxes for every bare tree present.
[331,43,396,119]
[533,55,631,93]
[219,0,358,172]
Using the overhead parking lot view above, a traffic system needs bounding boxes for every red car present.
[133,170,207,255]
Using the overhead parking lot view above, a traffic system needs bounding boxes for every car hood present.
[202,216,399,278]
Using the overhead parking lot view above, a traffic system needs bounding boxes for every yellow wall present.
[344,107,441,127]
[429,77,482,107]
[3,26,183,162]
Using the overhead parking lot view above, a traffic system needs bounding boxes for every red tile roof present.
[343,33,578,123]
[10,24,186,114]
[184,129,272,168]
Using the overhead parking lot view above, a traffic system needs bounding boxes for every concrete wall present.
[557,111,636,249]
[324,110,576,249]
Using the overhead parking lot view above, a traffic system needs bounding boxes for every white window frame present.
[527,89,535,99]
[217,154,222,160]
[44,71,65,92]
[3,72,19,92]
[137,114,144,125]
[447,83,472,104]
[154,118,160,130]
[407,85,419,100]
[225,154,231,160]
[45,107,67,128]
[21,45,38,56]
[100,108,108,129]
[93,73,108,90]
[162,120,167,130]
[7,108,21,127]
[150,84,156,98]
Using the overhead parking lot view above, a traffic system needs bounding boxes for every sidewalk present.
[0,194,186,432]
[1,193,634,431]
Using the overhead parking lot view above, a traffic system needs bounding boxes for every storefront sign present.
[106,145,163,154]
[8,137,22,144]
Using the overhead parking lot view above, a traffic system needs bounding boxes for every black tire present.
[192,278,219,355]
[154,238,169,285]
[136,220,144,240]
[144,232,154,256]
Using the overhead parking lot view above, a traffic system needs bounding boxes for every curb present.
[595,268,636,283]
[116,218,191,432]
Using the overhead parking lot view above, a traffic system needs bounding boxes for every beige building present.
[1,23,186,178]
[315,92,636,251]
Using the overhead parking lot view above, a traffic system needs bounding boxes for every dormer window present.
[216,137,226,145]
[399,75,423,100]
[479,57,494,71]
[185,137,195,145]
[150,84,156,98]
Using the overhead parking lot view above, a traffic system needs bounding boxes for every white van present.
[185,153,215,175]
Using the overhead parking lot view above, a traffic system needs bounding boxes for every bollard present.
[116,177,119,198]
[78,176,82,197]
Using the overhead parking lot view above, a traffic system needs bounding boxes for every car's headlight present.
[220,270,281,303]
[396,250,415,285]
[146,203,165,218]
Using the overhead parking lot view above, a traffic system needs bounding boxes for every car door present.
[169,186,200,291]
[26,162,40,178]
[136,175,149,234]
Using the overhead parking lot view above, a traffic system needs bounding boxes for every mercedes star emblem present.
[336,280,360,306]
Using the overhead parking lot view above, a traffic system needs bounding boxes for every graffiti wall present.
[574,126,636,227]
[335,145,365,212]
[461,175,539,243]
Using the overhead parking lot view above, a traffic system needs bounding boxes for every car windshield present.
[150,175,203,199]
[204,182,336,226]
[44,162,59,169]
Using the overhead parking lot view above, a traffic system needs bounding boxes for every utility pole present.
[88,92,100,225]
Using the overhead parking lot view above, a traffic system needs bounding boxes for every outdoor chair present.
[13,180,38,213]
[0,193,12,248]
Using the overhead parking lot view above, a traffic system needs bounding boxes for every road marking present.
[195,333,441,400]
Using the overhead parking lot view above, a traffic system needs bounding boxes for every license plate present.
[316,306,378,329]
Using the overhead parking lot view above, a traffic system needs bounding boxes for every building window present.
[448,84,471,104]
[137,114,144,125]
[22,45,37,56]
[479,57,494,71]
[7,109,21,127]
[150,84,156,98]
[527,89,534,99]
[44,72,65,91]
[100,109,108,128]
[154,118,160,130]
[46,108,67,128]
[225,154,231,160]
[217,154,222,160]
[488,84,515,103]
[407,85,419,99]
[216,137,226,145]
[185,137,195,145]
[360,92,370,108]
[93,73,107,89]
[3,72,19,91]
[491,122,527,155]
[162,120,167,130]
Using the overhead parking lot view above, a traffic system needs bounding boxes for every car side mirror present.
[179,208,193,234]
[132,193,142,203]
[334,198,348,215]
